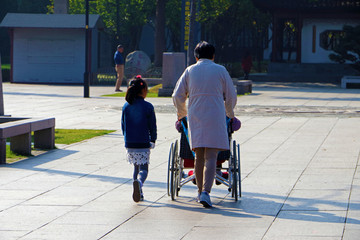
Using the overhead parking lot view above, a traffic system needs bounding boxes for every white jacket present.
[172,59,237,150]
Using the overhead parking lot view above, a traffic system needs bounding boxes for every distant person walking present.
[114,45,125,92]
[172,41,237,208]
[241,50,252,80]
[121,76,157,202]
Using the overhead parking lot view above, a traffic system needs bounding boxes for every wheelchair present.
[167,118,241,201]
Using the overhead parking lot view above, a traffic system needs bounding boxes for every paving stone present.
[263,210,347,238]
[21,224,111,240]
[283,189,350,211]
[0,205,76,231]
[0,83,359,239]
[343,228,360,240]
[0,230,29,240]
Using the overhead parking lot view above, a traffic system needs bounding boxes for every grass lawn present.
[102,84,165,98]
[1,64,10,70]
[6,145,27,163]
[6,129,115,163]
[54,129,115,144]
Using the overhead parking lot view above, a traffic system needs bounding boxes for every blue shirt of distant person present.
[114,45,125,92]
[114,46,124,65]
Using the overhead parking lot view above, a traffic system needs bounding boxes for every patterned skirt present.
[126,148,150,165]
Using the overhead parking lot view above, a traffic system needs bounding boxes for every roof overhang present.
[0,13,104,30]
[252,0,360,14]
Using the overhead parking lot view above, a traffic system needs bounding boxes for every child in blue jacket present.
[121,76,157,202]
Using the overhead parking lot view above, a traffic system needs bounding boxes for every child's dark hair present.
[125,75,148,104]
[194,41,215,60]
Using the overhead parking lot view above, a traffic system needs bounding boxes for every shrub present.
[329,25,360,74]
[1,69,10,82]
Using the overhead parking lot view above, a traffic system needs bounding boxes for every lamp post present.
[84,0,90,98]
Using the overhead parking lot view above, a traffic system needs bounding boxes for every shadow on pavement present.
[4,150,360,226]
[4,91,77,98]
[274,96,360,101]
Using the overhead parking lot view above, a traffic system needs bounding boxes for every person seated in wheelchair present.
[175,116,241,185]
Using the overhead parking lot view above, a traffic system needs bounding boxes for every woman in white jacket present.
[172,41,237,208]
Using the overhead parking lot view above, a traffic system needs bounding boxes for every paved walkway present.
[0,82,360,239]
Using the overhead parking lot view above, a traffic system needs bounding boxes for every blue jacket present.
[121,97,157,148]
[114,51,124,65]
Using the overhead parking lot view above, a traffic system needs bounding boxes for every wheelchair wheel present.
[237,144,242,198]
[170,140,179,200]
[167,142,174,196]
[174,140,182,199]
[232,140,238,201]
[175,143,182,197]
[229,140,236,198]
[175,158,181,197]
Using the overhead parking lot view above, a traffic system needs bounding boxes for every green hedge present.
[1,69,10,82]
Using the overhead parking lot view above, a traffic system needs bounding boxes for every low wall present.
[250,62,358,83]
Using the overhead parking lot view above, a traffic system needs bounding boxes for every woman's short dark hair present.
[125,75,148,104]
[194,41,215,60]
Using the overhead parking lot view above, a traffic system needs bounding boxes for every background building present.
[0,13,109,84]
[253,0,360,82]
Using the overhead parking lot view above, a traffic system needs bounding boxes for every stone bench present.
[236,80,252,95]
[341,76,360,89]
[0,117,55,164]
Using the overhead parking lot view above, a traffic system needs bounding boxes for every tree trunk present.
[115,0,120,41]
[187,0,197,66]
[154,0,166,67]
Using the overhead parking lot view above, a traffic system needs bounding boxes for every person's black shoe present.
[132,180,141,202]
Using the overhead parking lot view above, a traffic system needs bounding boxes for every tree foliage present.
[16,0,51,13]
[1,0,271,71]
[48,0,156,53]
[329,25,360,73]
[0,0,51,63]
[165,0,181,51]
[154,0,166,67]
[198,0,271,67]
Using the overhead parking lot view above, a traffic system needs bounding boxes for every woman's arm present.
[172,70,189,120]
[223,70,237,119]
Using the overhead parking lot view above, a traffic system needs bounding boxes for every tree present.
[154,0,182,65]
[329,25,360,74]
[198,0,270,70]
[154,0,166,67]
[187,0,198,66]
[47,0,156,54]
[165,0,181,52]
[0,0,18,63]
[0,0,51,63]
[17,0,51,13]
[42,0,271,71]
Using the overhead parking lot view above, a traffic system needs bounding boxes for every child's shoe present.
[132,179,141,202]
